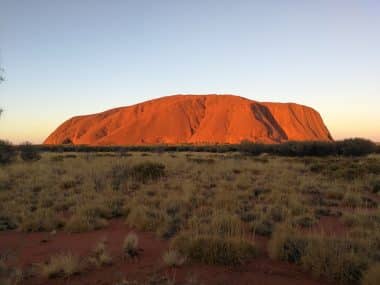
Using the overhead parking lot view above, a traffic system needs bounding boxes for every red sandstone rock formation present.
[44,95,332,145]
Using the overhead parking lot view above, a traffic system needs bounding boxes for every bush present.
[19,208,63,232]
[301,238,367,284]
[65,209,108,233]
[39,252,81,278]
[268,225,368,284]
[337,139,377,156]
[293,214,317,228]
[130,162,166,183]
[268,225,307,263]
[0,140,16,164]
[171,233,257,265]
[362,263,380,285]
[126,205,162,231]
[19,142,41,161]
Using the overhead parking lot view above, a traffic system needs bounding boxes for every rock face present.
[44,95,333,145]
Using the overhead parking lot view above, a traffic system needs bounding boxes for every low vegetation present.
[0,142,379,284]
[39,252,81,278]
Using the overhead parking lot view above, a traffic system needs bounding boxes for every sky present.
[0,0,379,143]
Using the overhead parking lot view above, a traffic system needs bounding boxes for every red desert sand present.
[44,94,332,145]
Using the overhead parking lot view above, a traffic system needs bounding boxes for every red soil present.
[44,95,333,145]
[0,219,334,285]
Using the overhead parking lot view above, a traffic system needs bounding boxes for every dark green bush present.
[19,142,41,161]
[337,139,377,156]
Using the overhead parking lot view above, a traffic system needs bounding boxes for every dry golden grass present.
[0,151,379,283]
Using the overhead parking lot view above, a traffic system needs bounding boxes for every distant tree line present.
[1,138,378,164]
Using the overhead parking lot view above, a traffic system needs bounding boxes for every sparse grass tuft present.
[162,249,186,267]
[39,252,81,278]
[87,239,112,268]
[123,232,139,259]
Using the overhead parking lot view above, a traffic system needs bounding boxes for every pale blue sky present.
[0,0,379,143]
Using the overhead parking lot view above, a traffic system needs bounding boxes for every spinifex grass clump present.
[39,252,81,278]
[268,224,371,284]
[171,233,257,265]
[122,232,140,260]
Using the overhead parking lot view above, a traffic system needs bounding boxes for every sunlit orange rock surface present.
[44,95,333,145]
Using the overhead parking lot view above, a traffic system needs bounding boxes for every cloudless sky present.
[0,0,379,143]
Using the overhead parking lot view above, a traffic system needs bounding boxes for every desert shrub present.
[0,140,16,164]
[65,207,108,233]
[301,238,368,284]
[269,225,369,284]
[251,219,274,237]
[19,142,41,161]
[210,212,243,238]
[0,213,17,231]
[171,233,257,265]
[130,162,165,183]
[39,252,81,278]
[162,249,186,267]
[110,161,165,190]
[268,225,308,263]
[156,216,181,239]
[19,208,63,232]
[293,214,317,228]
[126,206,161,231]
[337,139,377,156]
[361,263,380,285]
[88,239,112,267]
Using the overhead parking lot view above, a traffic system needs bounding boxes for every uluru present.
[44,94,333,145]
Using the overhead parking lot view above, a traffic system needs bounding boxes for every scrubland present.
[0,148,379,285]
